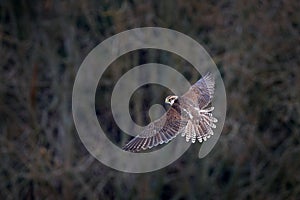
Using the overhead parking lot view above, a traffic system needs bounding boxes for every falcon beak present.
[165,98,169,104]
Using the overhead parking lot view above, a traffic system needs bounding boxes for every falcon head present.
[165,95,178,105]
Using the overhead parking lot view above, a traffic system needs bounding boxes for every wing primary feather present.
[156,131,164,144]
[128,138,140,151]
[153,135,159,147]
[160,132,168,143]
[148,137,154,149]
[165,129,174,140]
[142,138,151,149]
[137,138,146,150]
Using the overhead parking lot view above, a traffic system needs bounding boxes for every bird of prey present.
[123,73,218,152]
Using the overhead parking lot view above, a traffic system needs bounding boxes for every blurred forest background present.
[1,0,299,199]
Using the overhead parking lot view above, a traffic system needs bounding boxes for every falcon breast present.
[122,73,218,152]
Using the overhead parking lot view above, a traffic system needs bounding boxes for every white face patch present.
[165,95,178,105]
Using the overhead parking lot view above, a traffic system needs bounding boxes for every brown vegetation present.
[0,0,299,199]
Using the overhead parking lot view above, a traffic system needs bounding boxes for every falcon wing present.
[122,107,187,152]
[180,73,217,143]
[182,72,215,109]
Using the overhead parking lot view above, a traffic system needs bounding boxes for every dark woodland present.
[0,0,299,199]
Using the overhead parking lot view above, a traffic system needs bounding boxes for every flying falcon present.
[123,73,218,152]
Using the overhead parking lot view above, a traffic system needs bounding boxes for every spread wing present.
[122,107,187,152]
[179,73,217,143]
[182,72,215,109]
